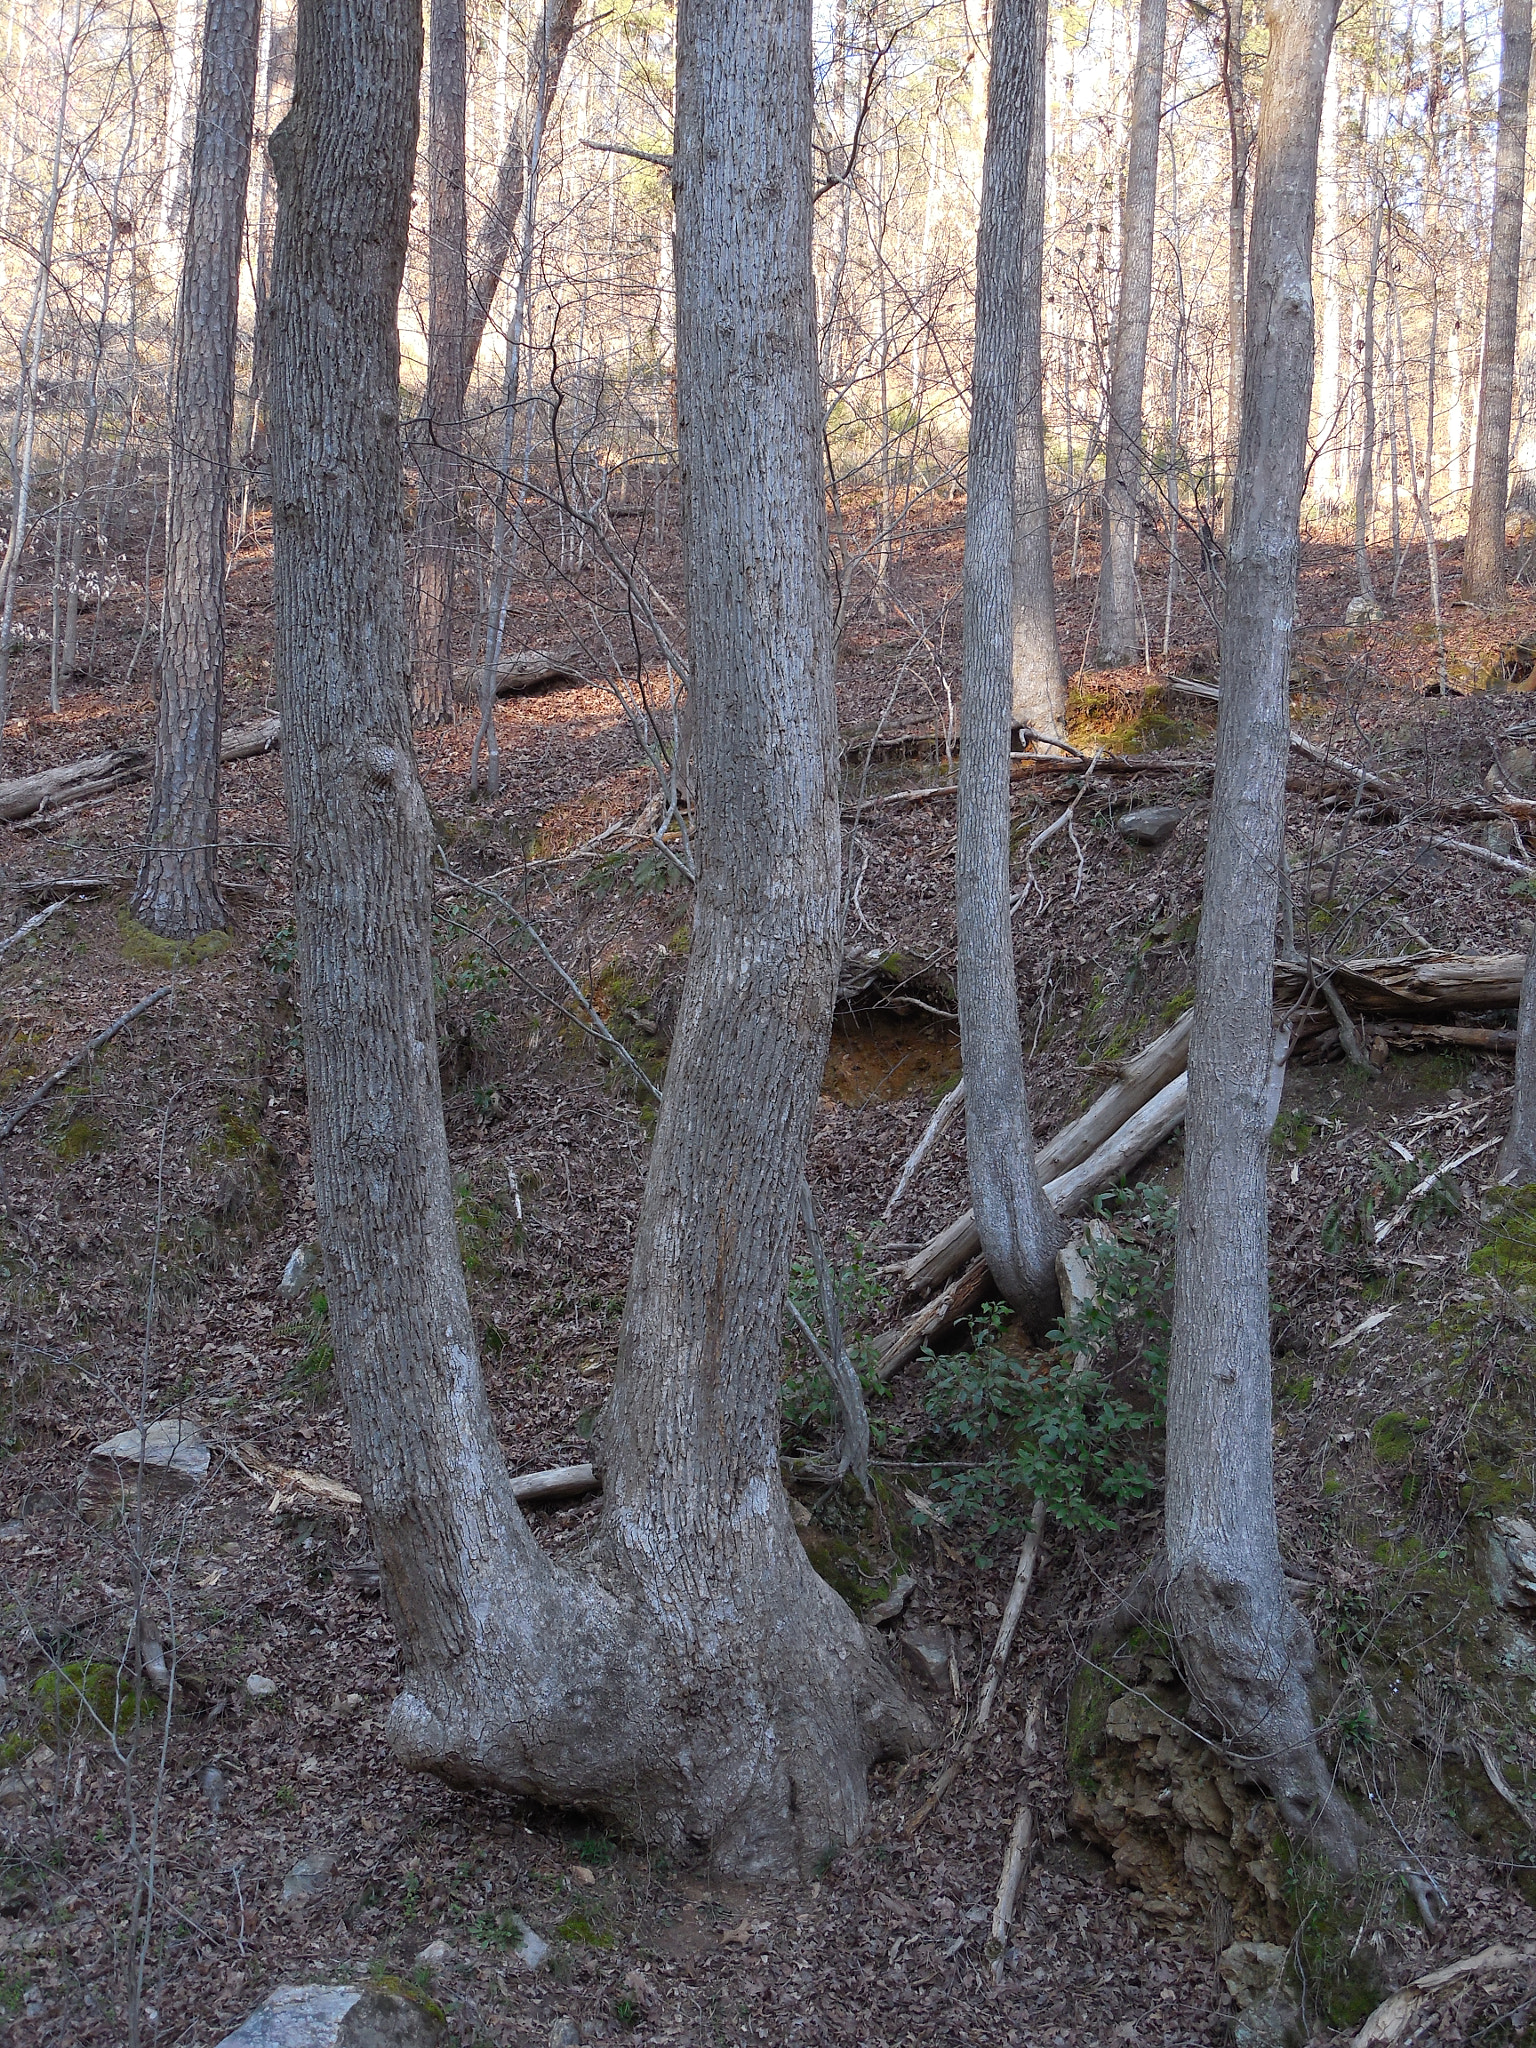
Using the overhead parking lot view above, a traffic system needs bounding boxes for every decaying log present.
[1274,949,1525,1015]
[1371,1020,1517,1053]
[1350,1945,1536,2048]
[0,714,281,826]
[989,1695,1043,1979]
[453,649,585,700]
[876,1255,991,1382]
[901,1011,1193,1299]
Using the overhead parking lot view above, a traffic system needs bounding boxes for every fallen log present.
[1274,949,1525,1015]
[901,1011,1193,1299]
[0,714,281,826]
[453,649,585,700]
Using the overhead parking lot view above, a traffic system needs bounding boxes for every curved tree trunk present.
[1010,0,1066,743]
[958,0,1063,1332]
[131,0,261,936]
[409,0,468,725]
[1163,0,1356,1867]
[269,0,923,1881]
[1094,0,1167,669]
[1463,0,1532,605]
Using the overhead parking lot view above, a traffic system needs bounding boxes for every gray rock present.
[548,2024,582,2048]
[863,1574,915,1627]
[414,1939,453,1970]
[1488,1516,1536,1610]
[1344,596,1384,626]
[1220,1940,1291,2009]
[246,1673,280,1699]
[504,1912,549,1970]
[215,1984,444,2047]
[199,1765,227,1813]
[899,1624,951,1690]
[1486,817,1521,858]
[87,1418,209,1496]
[282,1850,338,1905]
[1115,805,1184,850]
[1234,2000,1303,2048]
[280,1244,323,1299]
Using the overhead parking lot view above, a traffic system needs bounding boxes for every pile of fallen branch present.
[878,949,1525,1366]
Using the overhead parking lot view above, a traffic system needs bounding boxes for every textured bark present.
[1221,0,1250,503]
[131,0,261,935]
[958,0,1063,1333]
[1499,939,1536,1182]
[1163,0,1355,1869]
[1464,0,1532,605]
[1354,197,1382,606]
[1009,0,1065,742]
[1094,0,1167,668]
[411,0,579,723]
[409,0,469,724]
[269,0,922,1878]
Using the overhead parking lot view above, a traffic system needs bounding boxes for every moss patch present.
[118,909,231,969]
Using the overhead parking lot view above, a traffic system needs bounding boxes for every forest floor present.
[5,505,1536,2047]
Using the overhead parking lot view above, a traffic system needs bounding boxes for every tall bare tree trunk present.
[1095,0,1167,667]
[1500,940,1536,1182]
[1464,0,1532,603]
[268,0,922,1877]
[131,0,261,936]
[959,0,1063,1331]
[1010,0,1065,742]
[1163,0,1356,1866]
[409,0,467,724]
[1220,0,1250,534]
[1354,194,1382,605]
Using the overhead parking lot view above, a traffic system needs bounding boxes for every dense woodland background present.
[8,1,1536,2046]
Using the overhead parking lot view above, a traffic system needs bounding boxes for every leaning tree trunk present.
[410,0,467,724]
[1094,0,1167,669]
[268,0,923,1879]
[1463,0,1533,605]
[1010,0,1066,743]
[1163,0,1356,1866]
[958,0,1063,1332]
[131,0,261,935]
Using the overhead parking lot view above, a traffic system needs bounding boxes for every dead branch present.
[0,896,69,957]
[989,1695,1043,1979]
[0,715,280,827]
[1351,1945,1536,2048]
[883,1076,965,1219]
[0,984,171,1144]
[905,1497,1046,1835]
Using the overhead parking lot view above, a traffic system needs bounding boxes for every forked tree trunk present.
[1163,0,1356,1867]
[409,0,469,724]
[268,0,923,1879]
[1094,0,1167,668]
[1499,939,1536,1182]
[1010,0,1066,742]
[1463,0,1532,604]
[958,0,1063,1331]
[131,0,261,936]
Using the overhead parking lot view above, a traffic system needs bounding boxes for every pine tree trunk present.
[1095,0,1167,667]
[1163,0,1356,1867]
[958,0,1063,1332]
[1464,0,1532,604]
[1010,0,1066,742]
[268,0,923,1878]
[131,0,261,937]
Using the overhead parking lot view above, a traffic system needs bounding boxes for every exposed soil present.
[5,510,1536,2046]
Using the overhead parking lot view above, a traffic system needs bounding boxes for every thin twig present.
[0,984,171,1144]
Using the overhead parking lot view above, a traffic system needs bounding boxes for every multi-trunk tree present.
[1162,0,1355,1863]
[131,0,262,936]
[268,0,924,1875]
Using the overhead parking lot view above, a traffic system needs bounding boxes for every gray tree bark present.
[1094,0,1167,668]
[1010,0,1065,742]
[958,0,1063,1332]
[1354,196,1382,606]
[1464,0,1532,605]
[269,0,922,1878]
[1499,939,1536,1181]
[1163,0,1356,1867]
[131,0,261,935]
[1221,0,1251,528]
[412,0,579,724]
[410,0,469,724]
